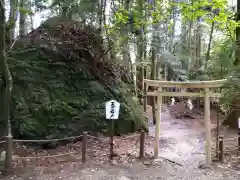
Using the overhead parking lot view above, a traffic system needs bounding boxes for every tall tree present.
[19,0,29,36]
[234,0,240,66]
[0,0,13,170]
[122,0,131,70]
[205,21,214,70]
[7,0,18,44]
[150,0,158,124]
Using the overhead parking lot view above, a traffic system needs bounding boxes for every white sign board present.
[105,100,120,120]
[238,118,240,129]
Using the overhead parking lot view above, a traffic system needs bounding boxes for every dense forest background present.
[1,0,240,140]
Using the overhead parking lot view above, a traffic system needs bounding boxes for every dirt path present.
[32,160,240,180]
[148,110,206,167]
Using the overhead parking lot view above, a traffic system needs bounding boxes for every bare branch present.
[172,30,189,55]
[7,39,17,53]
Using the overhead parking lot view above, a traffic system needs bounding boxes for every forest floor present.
[1,103,240,180]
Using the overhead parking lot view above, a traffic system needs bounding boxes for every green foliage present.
[19,7,34,15]
[160,51,189,81]
[50,0,99,19]
[207,38,235,79]
[220,73,240,112]
[34,0,49,11]
[206,37,237,115]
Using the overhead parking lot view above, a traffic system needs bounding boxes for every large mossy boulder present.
[4,17,147,139]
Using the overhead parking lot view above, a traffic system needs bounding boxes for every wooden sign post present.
[105,100,120,160]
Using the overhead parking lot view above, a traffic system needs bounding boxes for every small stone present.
[153,158,163,165]
[119,176,130,180]
[198,164,212,170]
[144,152,152,157]
[143,160,151,165]
[111,160,117,165]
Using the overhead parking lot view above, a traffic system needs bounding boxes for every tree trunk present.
[195,18,204,108]
[1,0,13,133]
[205,21,214,70]
[151,48,157,125]
[195,18,202,69]
[121,0,131,71]
[137,0,146,104]
[150,0,158,125]
[169,0,176,54]
[234,0,240,66]
[7,0,18,44]
[19,0,28,37]
[104,0,116,61]
[29,0,34,31]
[188,20,192,72]
[0,0,13,170]
[98,0,104,39]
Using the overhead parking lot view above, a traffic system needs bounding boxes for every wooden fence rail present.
[0,130,146,174]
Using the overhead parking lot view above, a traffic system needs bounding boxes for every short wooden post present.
[154,87,162,158]
[139,130,145,159]
[143,82,147,112]
[238,131,240,156]
[82,132,87,163]
[219,136,223,162]
[5,134,13,173]
[204,88,212,165]
[215,108,220,158]
[131,120,135,132]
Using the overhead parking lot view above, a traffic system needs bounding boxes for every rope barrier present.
[87,133,142,141]
[12,134,108,160]
[223,148,239,153]
[87,135,105,141]
[12,134,142,160]
[13,135,83,143]
[118,134,140,140]
[191,149,217,155]
[223,136,240,141]
[0,130,147,172]
[8,133,142,144]
[13,151,80,160]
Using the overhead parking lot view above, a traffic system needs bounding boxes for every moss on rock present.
[5,17,147,139]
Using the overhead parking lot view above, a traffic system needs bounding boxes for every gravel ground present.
[66,162,240,180]
[2,158,239,180]
[10,160,239,180]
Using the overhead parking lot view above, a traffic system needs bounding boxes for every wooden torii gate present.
[143,79,227,165]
